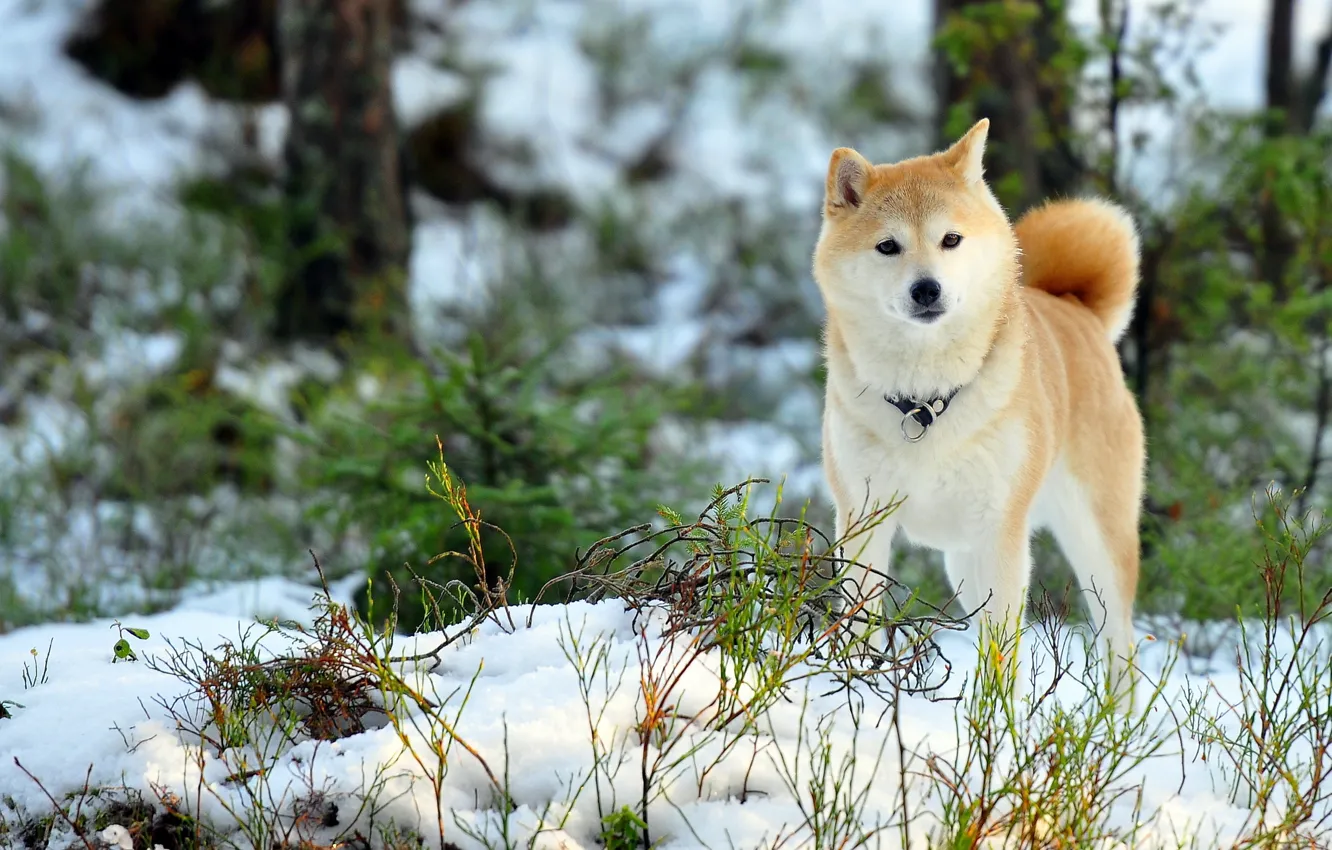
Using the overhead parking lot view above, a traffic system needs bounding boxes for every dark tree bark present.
[1266,0,1297,134]
[1265,1,1332,134]
[275,0,410,345]
[1301,11,1332,131]
[932,0,1085,213]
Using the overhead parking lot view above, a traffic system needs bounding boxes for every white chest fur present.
[825,390,1029,552]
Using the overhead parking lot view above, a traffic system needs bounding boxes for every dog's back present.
[1014,200,1145,679]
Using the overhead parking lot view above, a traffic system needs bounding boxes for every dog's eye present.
[875,239,901,256]
[941,232,963,249]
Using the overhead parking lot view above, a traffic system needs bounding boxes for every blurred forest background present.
[0,0,1329,643]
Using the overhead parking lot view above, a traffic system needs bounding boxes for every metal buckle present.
[900,400,943,443]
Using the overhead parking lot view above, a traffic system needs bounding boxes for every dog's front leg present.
[832,511,898,645]
[943,527,1032,654]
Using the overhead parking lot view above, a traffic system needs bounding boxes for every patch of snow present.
[214,360,306,421]
[81,331,184,389]
[409,216,499,311]
[393,55,469,128]
[253,102,290,164]
[211,346,338,421]
[99,825,133,850]
[606,0,752,60]
[175,574,361,624]
[672,68,763,203]
[584,321,710,380]
[0,395,88,469]
[473,9,616,202]
[408,210,530,345]
[0,0,240,225]
[598,100,675,165]
[0,597,1321,848]
[689,419,826,513]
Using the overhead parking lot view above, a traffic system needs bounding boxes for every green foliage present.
[302,335,699,631]
[920,613,1178,847]
[0,152,111,355]
[1140,122,1332,622]
[598,806,647,850]
[1180,493,1332,844]
[105,369,280,500]
[933,0,1090,211]
[110,621,150,662]
[0,151,292,624]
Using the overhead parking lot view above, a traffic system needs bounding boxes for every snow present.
[408,215,508,316]
[392,56,469,129]
[213,344,342,422]
[174,573,363,623]
[0,0,236,227]
[478,20,615,201]
[80,331,184,389]
[0,590,1324,848]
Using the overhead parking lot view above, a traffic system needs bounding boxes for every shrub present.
[303,335,702,630]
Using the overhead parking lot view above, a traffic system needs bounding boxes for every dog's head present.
[812,120,1018,334]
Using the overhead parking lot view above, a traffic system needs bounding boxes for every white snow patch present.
[0,0,238,225]
[0,598,1320,848]
[81,331,184,389]
[175,573,362,623]
[212,345,339,421]
[393,55,470,128]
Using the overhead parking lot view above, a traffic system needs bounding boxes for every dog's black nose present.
[910,278,942,307]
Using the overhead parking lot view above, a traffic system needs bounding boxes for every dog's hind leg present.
[1046,472,1140,708]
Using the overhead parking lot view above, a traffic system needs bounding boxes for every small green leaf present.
[125,628,151,641]
[113,639,136,661]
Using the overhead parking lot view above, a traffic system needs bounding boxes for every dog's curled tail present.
[1015,198,1140,342]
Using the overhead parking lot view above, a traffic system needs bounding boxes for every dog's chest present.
[828,402,1027,549]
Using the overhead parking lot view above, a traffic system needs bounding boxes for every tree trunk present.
[1258,0,1332,298]
[1265,0,1296,134]
[932,0,1085,213]
[275,0,409,345]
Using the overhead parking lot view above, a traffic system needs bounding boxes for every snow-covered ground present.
[0,585,1322,848]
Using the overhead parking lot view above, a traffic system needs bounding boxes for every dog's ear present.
[943,118,989,184]
[826,148,872,212]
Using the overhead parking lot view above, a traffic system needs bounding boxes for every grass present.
[1,462,1330,849]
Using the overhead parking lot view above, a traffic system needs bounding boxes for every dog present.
[813,119,1145,694]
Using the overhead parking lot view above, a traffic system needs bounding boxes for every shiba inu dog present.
[813,119,1144,692]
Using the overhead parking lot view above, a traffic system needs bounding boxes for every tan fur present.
[1016,198,1141,342]
[814,120,1145,704]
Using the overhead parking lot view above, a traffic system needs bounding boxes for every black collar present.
[883,388,960,443]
